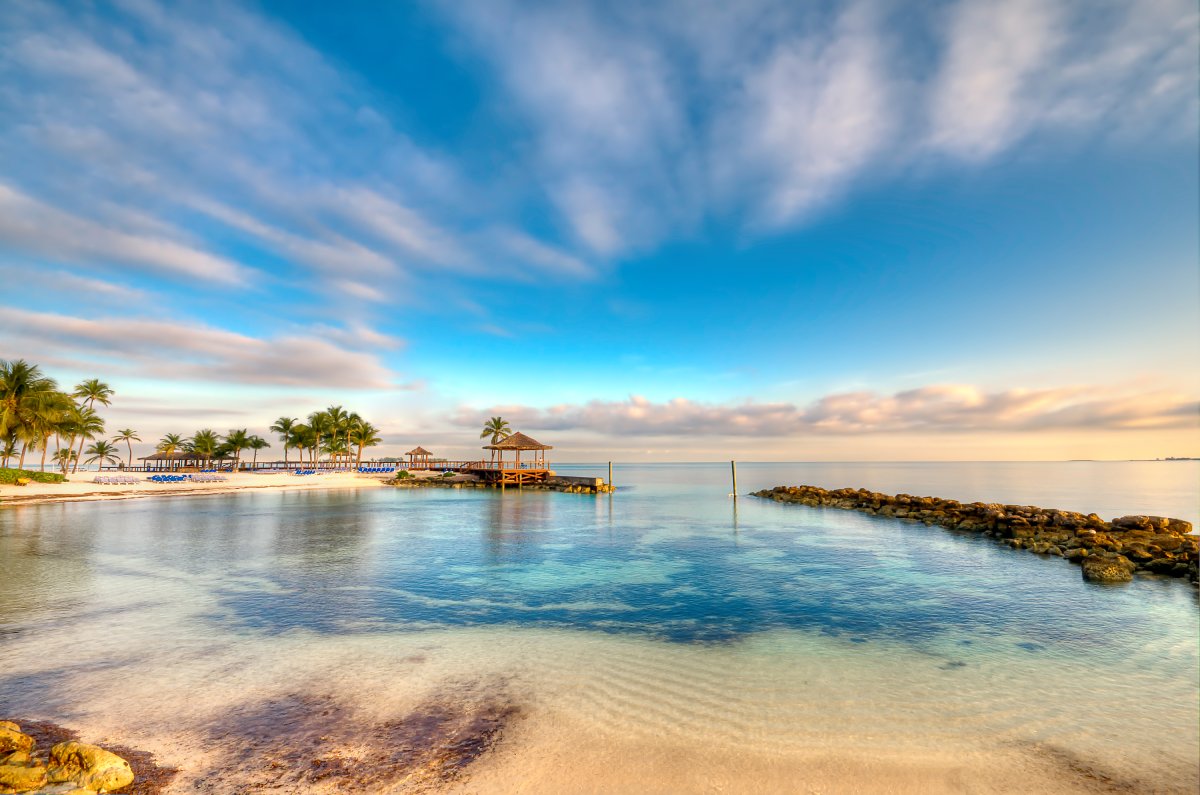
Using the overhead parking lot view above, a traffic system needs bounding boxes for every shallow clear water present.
[0,462,1197,792]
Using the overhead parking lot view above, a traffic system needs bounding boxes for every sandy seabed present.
[3,624,1188,794]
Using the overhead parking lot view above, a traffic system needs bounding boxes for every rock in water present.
[0,763,47,792]
[47,741,135,792]
[0,727,33,755]
[1081,555,1135,583]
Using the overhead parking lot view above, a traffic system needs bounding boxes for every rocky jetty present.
[0,721,133,794]
[753,485,1198,585]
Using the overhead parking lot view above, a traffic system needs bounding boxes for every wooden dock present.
[405,460,554,485]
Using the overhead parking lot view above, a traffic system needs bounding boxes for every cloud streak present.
[442,0,1197,246]
[0,0,591,308]
[0,184,247,284]
[454,385,1199,437]
[0,307,403,389]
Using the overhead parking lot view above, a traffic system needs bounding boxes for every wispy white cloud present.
[453,385,1199,437]
[441,0,1196,244]
[724,2,894,225]
[0,265,150,306]
[0,307,403,389]
[489,229,595,280]
[0,0,590,311]
[0,184,247,284]
[927,0,1062,160]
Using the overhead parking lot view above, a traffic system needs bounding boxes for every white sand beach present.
[0,470,397,506]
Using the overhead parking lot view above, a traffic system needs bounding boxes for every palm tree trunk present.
[126,441,132,469]
[356,443,364,468]
[40,439,48,472]
[283,443,288,468]
[19,442,28,469]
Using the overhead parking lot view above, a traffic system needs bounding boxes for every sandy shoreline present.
[0,470,395,507]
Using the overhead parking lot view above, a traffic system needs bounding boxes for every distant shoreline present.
[0,470,390,507]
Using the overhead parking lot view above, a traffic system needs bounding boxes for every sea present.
[1,461,1196,793]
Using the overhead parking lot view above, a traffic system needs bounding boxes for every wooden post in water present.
[608,461,613,488]
[730,460,738,498]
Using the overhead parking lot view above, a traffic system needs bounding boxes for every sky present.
[0,0,1197,462]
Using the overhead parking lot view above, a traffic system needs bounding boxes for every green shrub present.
[441,471,455,478]
[0,468,65,485]
[395,470,411,480]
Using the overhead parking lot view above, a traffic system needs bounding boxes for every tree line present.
[1,359,383,473]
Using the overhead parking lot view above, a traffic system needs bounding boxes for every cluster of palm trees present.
[153,407,382,471]
[150,428,270,470]
[1,359,129,474]
[3,360,387,475]
[266,407,382,469]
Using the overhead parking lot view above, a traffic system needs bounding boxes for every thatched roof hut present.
[483,432,551,468]
[405,446,434,467]
[483,432,552,451]
[138,451,205,470]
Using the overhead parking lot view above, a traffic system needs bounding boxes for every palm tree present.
[289,424,314,466]
[349,421,382,468]
[336,410,361,469]
[187,429,220,467]
[248,435,270,468]
[307,410,332,466]
[224,428,251,470]
[71,379,113,472]
[84,440,121,469]
[480,416,512,464]
[53,447,77,475]
[157,433,183,471]
[112,428,141,469]
[0,359,61,465]
[325,405,348,462]
[32,391,72,471]
[1,435,16,469]
[269,417,297,467]
[66,405,105,474]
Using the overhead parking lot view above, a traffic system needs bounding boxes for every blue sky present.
[1,0,1197,460]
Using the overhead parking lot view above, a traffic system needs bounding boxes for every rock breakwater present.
[753,485,1198,584]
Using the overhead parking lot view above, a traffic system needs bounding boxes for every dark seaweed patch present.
[200,681,522,792]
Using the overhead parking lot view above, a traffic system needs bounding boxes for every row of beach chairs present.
[292,470,322,476]
[92,473,229,485]
[357,466,396,473]
[146,474,227,483]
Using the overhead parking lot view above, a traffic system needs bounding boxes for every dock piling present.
[731,460,738,498]
[608,461,613,489]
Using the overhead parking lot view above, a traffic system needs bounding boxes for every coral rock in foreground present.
[0,723,133,795]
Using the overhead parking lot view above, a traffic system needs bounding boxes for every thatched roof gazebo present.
[406,446,434,468]
[138,451,205,471]
[483,431,552,470]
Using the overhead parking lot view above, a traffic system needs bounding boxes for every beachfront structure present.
[406,446,434,468]
[137,452,208,471]
[478,431,553,485]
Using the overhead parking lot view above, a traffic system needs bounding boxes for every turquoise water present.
[0,461,1196,792]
